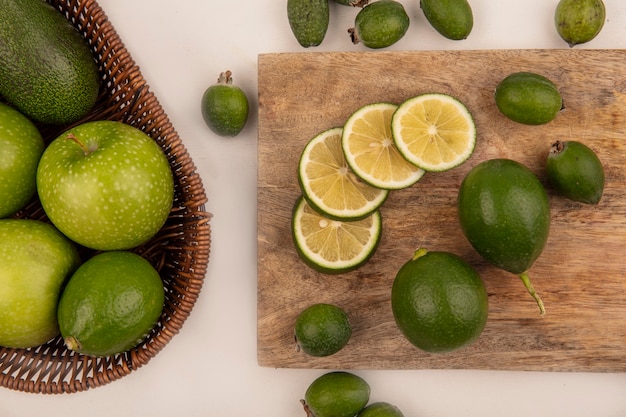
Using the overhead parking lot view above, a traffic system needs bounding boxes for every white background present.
[3,0,626,416]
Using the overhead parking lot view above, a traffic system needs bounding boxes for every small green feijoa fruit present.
[288,0,329,47]
[546,140,605,204]
[58,251,165,357]
[555,0,606,47]
[349,0,410,49]
[358,402,405,417]
[391,249,488,353]
[420,0,474,40]
[458,159,551,315]
[295,303,352,357]
[334,0,369,6]
[0,102,45,218]
[303,371,370,417]
[201,71,249,137]
[495,72,562,125]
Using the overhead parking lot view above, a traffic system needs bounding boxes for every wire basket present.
[0,0,211,394]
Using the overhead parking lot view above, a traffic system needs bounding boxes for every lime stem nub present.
[411,248,429,261]
[64,336,81,351]
[518,271,545,316]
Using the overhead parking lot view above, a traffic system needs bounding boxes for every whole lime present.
[295,303,352,357]
[58,251,165,357]
[458,158,551,315]
[391,248,488,353]
[494,72,562,125]
[358,402,405,417]
[201,70,249,137]
[303,371,370,417]
[546,140,604,204]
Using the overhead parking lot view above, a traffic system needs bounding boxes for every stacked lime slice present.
[292,93,477,274]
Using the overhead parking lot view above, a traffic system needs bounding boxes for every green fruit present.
[391,249,488,353]
[546,140,605,204]
[0,103,45,218]
[0,0,99,125]
[358,402,405,417]
[287,0,330,47]
[334,0,369,6]
[0,219,80,348]
[295,303,352,357]
[420,0,474,40]
[349,0,410,49]
[555,0,606,47]
[458,159,551,315]
[495,72,562,125]
[303,371,370,417]
[36,120,174,251]
[58,251,165,357]
[201,71,250,137]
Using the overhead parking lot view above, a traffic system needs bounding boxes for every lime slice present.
[391,93,476,172]
[292,196,382,274]
[342,102,425,190]
[298,127,389,220]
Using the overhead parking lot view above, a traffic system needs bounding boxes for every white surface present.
[3,0,626,416]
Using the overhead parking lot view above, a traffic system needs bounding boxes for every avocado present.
[0,0,100,125]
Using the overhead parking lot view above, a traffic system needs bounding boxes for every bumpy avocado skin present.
[287,0,330,47]
[0,0,100,125]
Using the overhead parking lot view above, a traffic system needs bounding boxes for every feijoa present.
[302,371,370,417]
[334,0,369,6]
[546,140,605,204]
[420,0,474,40]
[458,159,551,315]
[288,0,329,47]
[555,0,606,47]
[201,71,249,137]
[391,249,488,353]
[349,0,410,49]
[494,72,562,125]
[358,402,405,417]
[295,303,352,357]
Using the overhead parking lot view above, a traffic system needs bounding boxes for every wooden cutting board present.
[257,49,626,371]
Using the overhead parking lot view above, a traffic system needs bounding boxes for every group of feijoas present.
[288,0,606,49]
[288,0,607,376]
[0,1,174,357]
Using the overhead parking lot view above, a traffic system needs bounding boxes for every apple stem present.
[66,133,90,156]
[518,271,545,316]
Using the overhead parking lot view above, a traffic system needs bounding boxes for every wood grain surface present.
[257,49,626,371]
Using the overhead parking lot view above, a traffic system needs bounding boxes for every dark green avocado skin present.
[0,0,99,125]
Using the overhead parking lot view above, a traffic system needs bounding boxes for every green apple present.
[36,120,175,251]
[0,102,45,218]
[0,219,80,348]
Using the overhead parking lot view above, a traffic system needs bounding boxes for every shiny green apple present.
[36,120,175,251]
[0,219,80,348]
[0,103,45,218]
